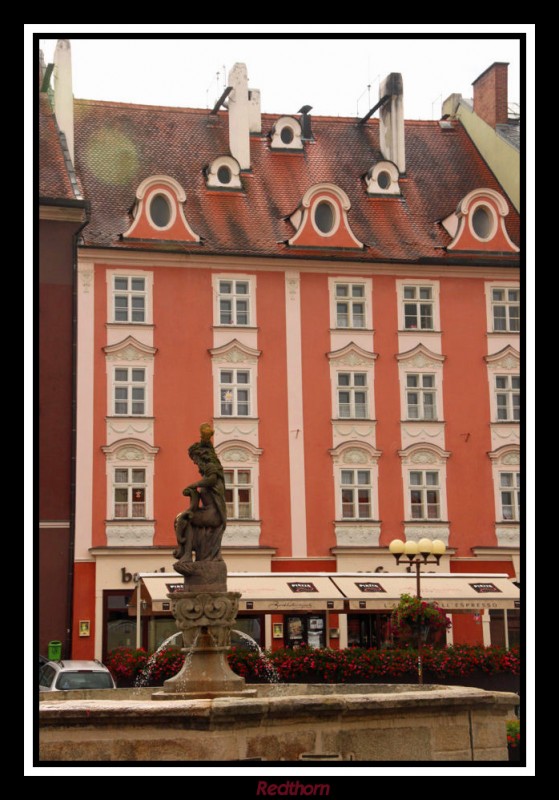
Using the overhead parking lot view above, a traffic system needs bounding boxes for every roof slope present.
[73,99,520,262]
[39,93,83,202]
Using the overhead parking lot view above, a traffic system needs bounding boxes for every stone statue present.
[173,424,227,576]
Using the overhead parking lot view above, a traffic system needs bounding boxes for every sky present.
[36,31,524,120]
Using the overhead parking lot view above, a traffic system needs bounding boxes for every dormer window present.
[148,193,172,229]
[443,188,519,253]
[206,156,242,190]
[270,117,303,151]
[365,161,401,196]
[123,175,200,243]
[288,184,363,249]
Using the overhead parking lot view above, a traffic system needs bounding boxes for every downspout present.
[66,203,90,658]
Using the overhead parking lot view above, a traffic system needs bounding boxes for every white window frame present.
[113,466,147,520]
[398,444,450,523]
[495,374,520,422]
[104,337,156,423]
[488,446,520,525]
[337,372,369,419]
[107,269,153,326]
[491,287,520,333]
[329,277,372,330]
[224,467,254,520]
[484,283,520,335]
[484,347,520,425]
[219,368,252,417]
[328,344,377,422]
[213,274,257,328]
[396,345,445,424]
[329,442,381,523]
[102,440,159,522]
[340,468,373,520]
[113,366,147,416]
[408,469,441,520]
[396,280,440,332]
[499,471,520,521]
[405,373,437,420]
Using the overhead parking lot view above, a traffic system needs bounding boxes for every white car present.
[39,660,116,691]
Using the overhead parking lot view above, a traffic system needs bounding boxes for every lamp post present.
[388,537,447,684]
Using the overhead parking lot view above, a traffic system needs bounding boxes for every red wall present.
[153,267,214,544]
[451,613,484,646]
[440,278,496,555]
[258,271,292,555]
[72,561,96,659]
[373,275,405,543]
[300,274,335,556]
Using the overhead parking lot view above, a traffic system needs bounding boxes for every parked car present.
[39,660,116,691]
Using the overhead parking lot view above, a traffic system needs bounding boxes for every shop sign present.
[288,582,318,593]
[166,583,183,593]
[469,582,502,593]
[355,582,386,593]
[120,566,166,584]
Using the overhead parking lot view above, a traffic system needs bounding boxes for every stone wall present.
[39,685,517,762]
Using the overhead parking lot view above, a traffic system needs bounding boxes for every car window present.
[54,671,114,690]
[39,665,56,687]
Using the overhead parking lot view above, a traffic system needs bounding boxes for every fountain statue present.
[153,424,253,699]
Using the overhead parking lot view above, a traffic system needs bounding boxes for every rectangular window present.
[403,286,433,330]
[492,288,520,332]
[341,469,371,519]
[114,468,146,519]
[114,367,146,415]
[218,280,250,326]
[114,277,146,323]
[335,283,366,328]
[224,468,253,519]
[500,472,520,520]
[409,470,440,520]
[337,373,369,418]
[495,375,520,421]
[220,370,251,416]
[406,374,436,420]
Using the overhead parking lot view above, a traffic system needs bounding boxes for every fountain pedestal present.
[152,564,255,700]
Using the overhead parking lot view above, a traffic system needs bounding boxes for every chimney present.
[441,93,462,119]
[53,39,74,163]
[228,63,251,170]
[248,88,261,134]
[472,62,509,129]
[378,73,405,173]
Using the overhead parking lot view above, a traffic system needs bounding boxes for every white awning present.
[330,574,519,610]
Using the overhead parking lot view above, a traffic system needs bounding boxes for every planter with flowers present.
[390,593,452,646]
[506,719,520,761]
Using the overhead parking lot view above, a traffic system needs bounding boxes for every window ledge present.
[487,330,520,335]
[228,518,262,524]
[212,325,259,331]
[106,519,156,524]
[403,520,449,524]
[106,322,154,328]
[215,416,259,421]
[106,415,155,421]
[401,419,445,424]
[332,418,376,423]
[491,420,520,425]
[335,519,381,524]
[398,329,441,334]
[329,328,375,333]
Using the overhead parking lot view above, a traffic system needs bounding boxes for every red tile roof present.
[39,93,83,202]
[73,99,520,263]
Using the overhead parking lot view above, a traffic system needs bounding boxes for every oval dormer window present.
[149,193,171,228]
[377,171,392,190]
[217,165,232,185]
[471,205,493,240]
[280,126,294,145]
[315,201,335,234]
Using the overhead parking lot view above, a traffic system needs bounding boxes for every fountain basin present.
[39,683,517,762]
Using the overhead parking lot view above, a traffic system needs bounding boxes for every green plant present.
[390,593,451,644]
[506,718,520,749]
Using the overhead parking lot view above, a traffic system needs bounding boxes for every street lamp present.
[388,537,447,684]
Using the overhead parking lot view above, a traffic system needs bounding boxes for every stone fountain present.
[153,424,254,700]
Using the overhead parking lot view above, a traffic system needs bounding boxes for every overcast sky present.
[36,29,525,121]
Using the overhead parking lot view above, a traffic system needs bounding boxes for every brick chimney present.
[472,62,509,129]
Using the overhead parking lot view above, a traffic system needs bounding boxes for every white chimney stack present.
[248,88,262,135]
[228,63,251,170]
[379,73,405,174]
[53,39,74,164]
